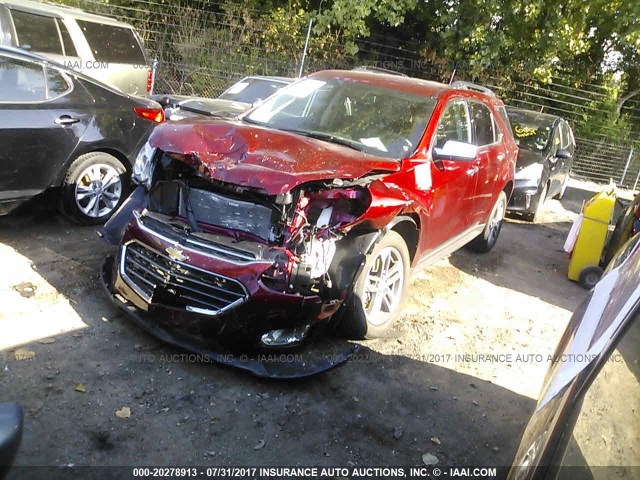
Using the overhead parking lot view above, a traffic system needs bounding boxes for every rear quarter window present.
[76,20,146,65]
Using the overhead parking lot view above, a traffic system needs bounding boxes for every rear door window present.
[76,20,146,65]
[469,102,497,146]
[0,56,46,102]
[46,68,71,98]
[11,10,62,55]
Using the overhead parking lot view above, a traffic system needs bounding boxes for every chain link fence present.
[58,0,639,191]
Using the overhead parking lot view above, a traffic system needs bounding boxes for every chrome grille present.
[121,242,247,315]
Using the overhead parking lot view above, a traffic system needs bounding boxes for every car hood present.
[147,120,400,195]
[516,148,546,168]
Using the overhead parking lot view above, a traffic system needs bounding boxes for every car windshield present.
[508,111,555,152]
[219,77,290,104]
[245,77,437,159]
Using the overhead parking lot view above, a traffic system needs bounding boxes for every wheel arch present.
[387,214,420,263]
[54,148,131,187]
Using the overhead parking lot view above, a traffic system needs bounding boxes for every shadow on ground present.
[0,211,534,476]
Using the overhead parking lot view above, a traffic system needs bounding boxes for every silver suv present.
[0,0,151,95]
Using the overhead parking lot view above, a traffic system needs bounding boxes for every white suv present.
[0,0,152,95]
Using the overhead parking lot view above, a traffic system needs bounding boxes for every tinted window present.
[76,20,146,64]
[0,56,46,101]
[435,101,471,148]
[470,102,496,146]
[46,68,70,97]
[11,10,62,55]
[57,19,78,57]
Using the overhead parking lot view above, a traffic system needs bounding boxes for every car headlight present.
[132,142,156,188]
[515,162,544,181]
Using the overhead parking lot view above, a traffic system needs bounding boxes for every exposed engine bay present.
[140,151,374,297]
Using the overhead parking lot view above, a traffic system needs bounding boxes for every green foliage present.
[53,0,639,142]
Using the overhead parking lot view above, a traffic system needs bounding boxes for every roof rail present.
[450,81,496,97]
[352,66,408,77]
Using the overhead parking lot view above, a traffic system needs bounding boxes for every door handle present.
[466,166,479,176]
[55,115,80,126]
[497,153,506,161]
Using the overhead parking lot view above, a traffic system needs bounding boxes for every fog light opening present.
[260,324,311,347]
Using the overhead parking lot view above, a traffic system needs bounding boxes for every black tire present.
[60,152,129,225]
[553,174,569,200]
[338,231,410,339]
[578,265,603,290]
[468,191,507,253]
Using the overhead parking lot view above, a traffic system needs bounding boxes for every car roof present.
[505,106,561,125]
[1,0,137,29]
[242,76,294,84]
[307,70,501,102]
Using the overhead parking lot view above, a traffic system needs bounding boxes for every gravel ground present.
[0,180,628,478]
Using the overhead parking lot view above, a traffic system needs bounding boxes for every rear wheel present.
[338,231,410,339]
[468,191,507,253]
[60,152,129,225]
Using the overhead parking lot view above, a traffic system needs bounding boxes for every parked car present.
[508,232,640,479]
[0,45,164,223]
[0,0,152,95]
[0,403,22,480]
[100,71,517,376]
[506,107,575,222]
[153,75,293,120]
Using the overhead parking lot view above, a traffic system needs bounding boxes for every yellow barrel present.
[568,187,617,288]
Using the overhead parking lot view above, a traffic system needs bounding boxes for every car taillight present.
[134,107,165,124]
[147,68,154,93]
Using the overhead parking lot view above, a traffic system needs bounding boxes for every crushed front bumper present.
[101,255,357,378]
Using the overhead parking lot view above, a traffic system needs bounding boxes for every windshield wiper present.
[280,128,363,151]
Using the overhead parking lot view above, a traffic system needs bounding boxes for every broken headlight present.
[132,142,157,188]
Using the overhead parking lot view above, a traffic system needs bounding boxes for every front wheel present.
[468,191,507,253]
[338,231,410,339]
[60,152,129,225]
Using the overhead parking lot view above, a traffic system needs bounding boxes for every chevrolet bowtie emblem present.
[166,246,188,262]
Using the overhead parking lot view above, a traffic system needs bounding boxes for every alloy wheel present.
[363,246,405,326]
[487,195,507,245]
[74,163,122,218]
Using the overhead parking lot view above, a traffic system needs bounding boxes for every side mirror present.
[555,148,572,160]
[433,140,478,162]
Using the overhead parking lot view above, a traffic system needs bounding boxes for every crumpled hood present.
[148,119,400,195]
[516,148,547,169]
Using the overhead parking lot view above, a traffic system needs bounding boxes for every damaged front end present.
[100,124,405,377]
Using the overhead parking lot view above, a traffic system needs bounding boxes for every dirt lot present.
[0,180,619,477]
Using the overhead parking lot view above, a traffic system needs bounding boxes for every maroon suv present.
[101,70,517,375]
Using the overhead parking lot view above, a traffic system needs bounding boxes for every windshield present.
[245,77,437,159]
[507,111,555,152]
[219,77,290,104]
